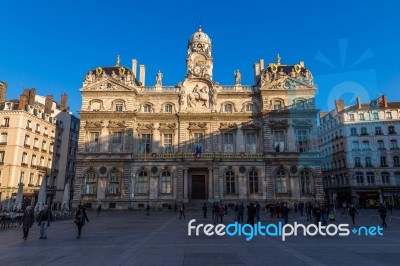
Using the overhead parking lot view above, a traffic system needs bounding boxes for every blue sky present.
[1,0,399,116]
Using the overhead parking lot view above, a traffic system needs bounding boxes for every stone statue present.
[210,87,217,108]
[187,84,209,107]
[234,70,241,85]
[261,71,270,85]
[85,71,95,83]
[102,71,108,79]
[156,70,163,86]
[178,83,186,103]
[126,72,133,83]
[111,71,118,80]
[290,68,296,78]
[278,68,286,78]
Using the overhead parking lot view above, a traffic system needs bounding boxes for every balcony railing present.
[132,152,264,159]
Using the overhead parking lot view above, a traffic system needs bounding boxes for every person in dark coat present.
[38,205,52,239]
[238,203,244,223]
[348,204,358,225]
[282,203,290,224]
[202,203,207,218]
[378,204,388,228]
[21,206,34,240]
[247,203,256,227]
[97,204,102,217]
[75,205,89,239]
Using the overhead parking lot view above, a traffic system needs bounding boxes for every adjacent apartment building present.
[319,96,400,208]
[73,26,324,210]
[0,82,79,210]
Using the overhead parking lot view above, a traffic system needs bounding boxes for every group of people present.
[19,203,90,240]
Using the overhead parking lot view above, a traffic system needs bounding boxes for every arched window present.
[143,104,152,113]
[160,171,172,194]
[248,170,258,194]
[276,170,288,193]
[107,170,122,194]
[224,103,233,113]
[137,170,148,194]
[225,170,235,194]
[83,170,97,195]
[300,171,312,194]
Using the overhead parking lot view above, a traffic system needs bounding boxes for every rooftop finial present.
[198,24,202,32]
[116,55,121,66]
[276,54,281,65]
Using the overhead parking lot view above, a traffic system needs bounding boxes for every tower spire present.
[116,55,121,66]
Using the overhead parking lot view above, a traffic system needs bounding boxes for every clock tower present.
[186,26,213,80]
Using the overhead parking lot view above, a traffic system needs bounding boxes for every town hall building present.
[73,27,324,209]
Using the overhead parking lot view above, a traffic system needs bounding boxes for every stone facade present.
[319,97,400,208]
[74,27,323,210]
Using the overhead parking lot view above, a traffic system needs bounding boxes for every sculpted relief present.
[260,65,314,90]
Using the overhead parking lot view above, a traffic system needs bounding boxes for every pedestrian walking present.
[219,205,225,223]
[97,204,102,217]
[255,202,261,222]
[306,202,312,221]
[321,204,329,226]
[202,203,207,218]
[238,203,244,223]
[348,204,358,225]
[213,204,220,224]
[247,203,256,227]
[179,204,185,220]
[294,203,298,213]
[282,203,290,224]
[378,204,388,228]
[146,204,150,216]
[75,205,89,239]
[21,206,34,240]
[37,205,52,239]
[313,205,321,225]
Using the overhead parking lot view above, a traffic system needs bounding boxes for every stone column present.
[238,174,247,200]
[183,168,188,202]
[219,175,224,201]
[208,167,213,201]
[237,127,244,153]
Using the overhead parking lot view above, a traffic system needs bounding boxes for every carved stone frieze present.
[188,122,208,131]
[268,119,289,128]
[107,120,126,128]
[158,122,177,130]
[219,122,238,130]
[137,123,155,131]
[241,121,261,130]
[84,121,103,129]
[292,119,312,127]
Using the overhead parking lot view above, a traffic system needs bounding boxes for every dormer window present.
[273,100,282,111]
[224,104,232,113]
[143,105,152,113]
[164,104,173,113]
[115,103,123,112]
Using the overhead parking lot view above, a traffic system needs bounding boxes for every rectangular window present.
[193,133,204,153]
[380,156,387,167]
[365,157,372,167]
[2,117,10,127]
[223,133,234,152]
[115,103,123,112]
[375,127,382,135]
[111,132,123,152]
[355,157,361,167]
[388,126,396,134]
[33,138,39,149]
[361,127,368,135]
[359,113,365,121]
[36,124,40,132]
[141,134,152,154]
[273,131,285,152]
[20,171,25,183]
[31,155,36,166]
[39,157,44,167]
[164,105,172,113]
[296,130,308,152]
[382,173,390,184]
[391,140,398,150]
[377,140,385,150]
[21,153,27,164]
[349,114,355,121]
[27,120,32,129]
[367,173,375,184]
[393,156,400,167]
[0,133,7,144]
[29,173,34,185]
[273,103,281,111]
[47,159,52,168]
[24,135,30,146]
[163,134,173,153]
[41,141,47,151]
[362,141,370,150]
[373,113,379,120]
[245,132,256,153]
[44,127,48,136]
[386,112,392,119]
[89,132,100,152]
[352,141,359,150]
[350,128,357,136]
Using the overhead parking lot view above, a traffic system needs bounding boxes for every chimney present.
[335,100,345,112]
[139,65,146,86]
[259,59,264,71]
[253,63,260,83]
[23,88,36,105]
[18,94,28,110]
[0,81,7,102]
[382,95,388,108]
[356,97,361,109]
[44,95,53,114]
[60,93,68,110]
[132,59,137,78]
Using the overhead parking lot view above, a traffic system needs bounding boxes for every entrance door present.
[192,175,206,199]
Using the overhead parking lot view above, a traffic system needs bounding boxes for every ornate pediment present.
[292,119,312,128]
[107,120,126,128]
[85,121,103,129]
[137,123,155,131]
[188,122,208,131]
[241,121,261,130]
[268,119,289,128]
[219,122,238,131]
[158,122,177,130]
